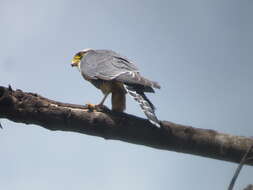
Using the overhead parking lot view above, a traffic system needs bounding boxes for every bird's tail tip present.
[144,110,161,128]
[124,84,161,128]
[149,119,161,128]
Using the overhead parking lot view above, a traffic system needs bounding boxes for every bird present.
[71,49,161,127]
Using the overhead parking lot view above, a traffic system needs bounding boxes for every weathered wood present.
[0,86,252,166]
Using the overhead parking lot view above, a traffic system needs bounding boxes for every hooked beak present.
[71,53,83,68]
[71,61,78,67]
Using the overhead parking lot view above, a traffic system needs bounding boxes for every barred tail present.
[124,85,160,128]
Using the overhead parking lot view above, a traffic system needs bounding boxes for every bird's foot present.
[86,103,96,110]
[86,103,109,112]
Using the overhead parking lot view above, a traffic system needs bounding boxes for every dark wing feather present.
[115,72,160,91]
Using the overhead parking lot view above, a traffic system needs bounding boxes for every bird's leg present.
[98,93,109,106]
[87,93,109,111]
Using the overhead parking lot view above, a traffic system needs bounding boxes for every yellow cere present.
[72,55,81,63]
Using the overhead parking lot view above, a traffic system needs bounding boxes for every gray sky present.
[0,0,252,189]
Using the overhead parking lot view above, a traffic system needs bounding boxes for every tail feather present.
[124,85,160,127]
[116,72,161,90]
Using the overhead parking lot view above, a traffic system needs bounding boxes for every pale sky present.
[0,0,252,189]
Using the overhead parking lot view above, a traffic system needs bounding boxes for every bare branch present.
[0,86,253,166]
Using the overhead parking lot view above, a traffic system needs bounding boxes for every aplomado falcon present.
[71,49,161,127]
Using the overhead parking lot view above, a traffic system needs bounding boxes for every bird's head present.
[71,48,92,68]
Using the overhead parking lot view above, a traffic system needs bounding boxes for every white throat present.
[77,62,81,72]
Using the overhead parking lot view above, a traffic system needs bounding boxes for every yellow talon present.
[86,103,109,112]
[86,103,96,110]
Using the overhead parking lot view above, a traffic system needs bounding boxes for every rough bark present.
[0,86,252,166]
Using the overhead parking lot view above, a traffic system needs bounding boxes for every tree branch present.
[0,86,252,166]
